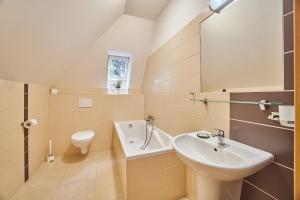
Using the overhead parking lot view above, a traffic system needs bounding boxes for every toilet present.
[71,130,95,154]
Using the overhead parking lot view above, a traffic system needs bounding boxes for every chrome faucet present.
[145,115,154,124]
[211,129,225,145]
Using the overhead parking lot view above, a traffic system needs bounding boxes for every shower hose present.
[140,121,154,150]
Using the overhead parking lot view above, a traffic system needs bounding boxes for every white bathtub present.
[113,120,186,199]
[114,120,173,159]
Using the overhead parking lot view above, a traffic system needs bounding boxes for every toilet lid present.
[71,130,95,141]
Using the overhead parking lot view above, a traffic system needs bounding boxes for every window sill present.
[106,89,129,95]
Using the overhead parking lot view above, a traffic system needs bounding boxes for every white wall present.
[150,0,210,54]
[53,15,155,89]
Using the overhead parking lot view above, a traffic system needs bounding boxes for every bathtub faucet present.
[145,115,154,124]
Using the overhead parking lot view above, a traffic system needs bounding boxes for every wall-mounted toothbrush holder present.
[268,105,294,128]
[279,105,294,128]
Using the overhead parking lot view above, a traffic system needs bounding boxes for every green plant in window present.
[114,80,122,89]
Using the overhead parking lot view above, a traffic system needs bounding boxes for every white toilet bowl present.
[71,130,95,154]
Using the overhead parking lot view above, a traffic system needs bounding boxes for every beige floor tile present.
[52,179,95,200]
[17,167,67,194]
[60,160,97,185]
[10,150,124,200]
[97,150,118,178]
[58,152,100,185]
[94,150,116,161]
[97,159,118,178]
[39,155,74,171]
[95,175,123,200]
[71,152,100,164]
[10,188,56,200]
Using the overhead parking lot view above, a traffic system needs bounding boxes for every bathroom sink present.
[172,132,274,181]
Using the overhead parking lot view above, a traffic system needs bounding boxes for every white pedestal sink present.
[172,131,274,200]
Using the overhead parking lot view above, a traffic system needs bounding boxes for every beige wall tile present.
[142,10,230,200]
[0,107,23,133]
[49,89,144,156]
[126,152,186,200]
[0,131,23,169]
[163,165,186,199]
[127,169,165,200]
[0,80,49,200]
[0,160,24,200]
[114,136,127,199]
[0,80,24,200]
[28,84,49,176]
[0,79,23,110]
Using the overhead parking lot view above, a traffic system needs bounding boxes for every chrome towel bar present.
[190,93,283,111]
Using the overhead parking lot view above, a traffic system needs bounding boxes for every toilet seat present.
[71,130,95,142]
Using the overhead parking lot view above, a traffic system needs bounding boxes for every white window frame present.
[106,50,132,90]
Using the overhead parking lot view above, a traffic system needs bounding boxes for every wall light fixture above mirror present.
[209,0,238,13]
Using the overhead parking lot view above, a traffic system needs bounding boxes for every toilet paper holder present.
[22,119,38,129]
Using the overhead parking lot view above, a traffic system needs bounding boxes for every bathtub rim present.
[114,120,174,160]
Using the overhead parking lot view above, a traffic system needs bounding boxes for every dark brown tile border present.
[284,13,294,52]
[230,119,294,168]
[240,181,275,200]
[284,52,295,90]
[24,84,29,181]
[24,84,28,94]
[24,107,28,124]
[245,163,294,200]
[24,166,29,182]
[24,136,28,155]
[24,150,29,167]
[230,91,294,128]
[283,0,294,15]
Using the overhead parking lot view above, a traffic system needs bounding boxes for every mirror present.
[200,0,283,92]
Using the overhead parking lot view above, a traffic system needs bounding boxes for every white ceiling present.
[0,0,209,88]
[125,0,171,20]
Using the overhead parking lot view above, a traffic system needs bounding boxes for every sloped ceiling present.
[0,0,210,88]
[0,0,126,85]
[53,15,155,89]
[150,0,210,54]
[125,0,171,20]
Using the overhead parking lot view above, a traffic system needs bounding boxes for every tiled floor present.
[10,150,123,200]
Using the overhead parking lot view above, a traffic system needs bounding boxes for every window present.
[106,50,132,90]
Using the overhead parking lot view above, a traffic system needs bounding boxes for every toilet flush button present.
[78,98,93,108]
